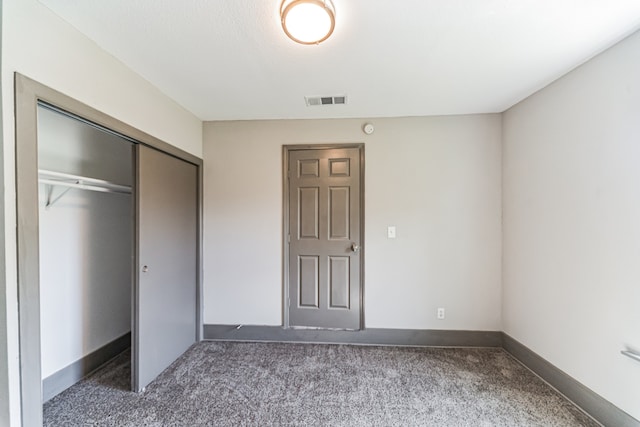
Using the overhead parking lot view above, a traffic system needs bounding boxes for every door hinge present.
[288,297,291,307]
[287,234,291,243]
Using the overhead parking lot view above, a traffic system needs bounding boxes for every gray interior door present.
[288,147,362,330]
[134,144,198,391]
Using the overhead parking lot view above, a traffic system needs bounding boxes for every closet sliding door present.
[133,144,198,391]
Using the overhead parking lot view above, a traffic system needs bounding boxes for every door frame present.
[14,73,203,426]
[282,144,365,329]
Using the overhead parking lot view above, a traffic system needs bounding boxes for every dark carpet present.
[44,342,599,426]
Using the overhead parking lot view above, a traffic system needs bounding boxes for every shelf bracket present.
[44,183,73,209]
[38,169,131,209]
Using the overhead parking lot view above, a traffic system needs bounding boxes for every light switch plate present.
[387,226,396,239]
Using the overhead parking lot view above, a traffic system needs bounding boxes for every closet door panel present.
[134,144,198,391]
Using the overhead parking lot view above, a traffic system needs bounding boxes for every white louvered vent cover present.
[305,95,347,106]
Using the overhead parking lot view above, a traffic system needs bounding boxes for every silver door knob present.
[142,265,149,273]
[351,243,360,253]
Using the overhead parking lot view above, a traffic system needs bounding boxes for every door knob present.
[351,243,360,253]
[142,265,149,273]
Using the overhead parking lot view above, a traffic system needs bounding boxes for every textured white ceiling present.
[38,0,640,121]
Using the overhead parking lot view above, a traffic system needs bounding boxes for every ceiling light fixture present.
[280,0,336,45]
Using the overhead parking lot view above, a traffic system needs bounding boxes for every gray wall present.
[502,29,640,420]
[0,0,8,422]
[38,106,132,380]
[203,115,502,331]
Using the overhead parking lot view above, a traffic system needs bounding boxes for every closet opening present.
[16,74,202,426]
[37,102,134,402]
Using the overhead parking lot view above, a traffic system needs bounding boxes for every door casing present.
[282,144,365,329]
[14,73,203,426]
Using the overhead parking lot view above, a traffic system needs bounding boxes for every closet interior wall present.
[37,105,133,397]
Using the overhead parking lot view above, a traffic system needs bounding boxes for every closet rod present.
[39,178,131,194]
[621,350,640,363]
[38,169,131,194]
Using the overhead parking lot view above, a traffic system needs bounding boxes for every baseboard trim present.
[502,333,639,427]
[204,324,502,347]
[43,332,131,402]
[204,325,638,426]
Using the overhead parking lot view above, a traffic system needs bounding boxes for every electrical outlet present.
[437,308,445,320]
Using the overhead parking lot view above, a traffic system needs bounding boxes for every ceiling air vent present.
[305,95,347,107]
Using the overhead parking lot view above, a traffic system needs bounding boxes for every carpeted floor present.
[44,342,600,426]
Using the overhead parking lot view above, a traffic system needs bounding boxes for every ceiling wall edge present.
[500,24,640,114]
[201,111,505,124]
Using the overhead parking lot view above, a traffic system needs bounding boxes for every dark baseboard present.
[204,324,502,347]
[204,324,638,426]
[43,332,131,402]
[502,333,639,427]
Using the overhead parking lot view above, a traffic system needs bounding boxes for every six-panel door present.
[288,148,361,330]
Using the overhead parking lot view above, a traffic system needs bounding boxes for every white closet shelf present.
[39,169,131,208]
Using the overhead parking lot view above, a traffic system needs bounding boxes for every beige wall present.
[203,115,502,330]
[503,30,640,420]
[3,0,637,423]
[0,0,202,424]
[0,1,6,423]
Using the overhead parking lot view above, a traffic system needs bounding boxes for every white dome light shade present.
[281,0,336,45]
